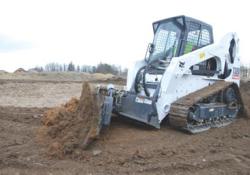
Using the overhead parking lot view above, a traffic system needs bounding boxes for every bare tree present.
[76,65,80,72]
[96,63,118,75]
[68,62,75,72]
[31,61,127,75]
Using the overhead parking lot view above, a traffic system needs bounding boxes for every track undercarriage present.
[168,81,243,133]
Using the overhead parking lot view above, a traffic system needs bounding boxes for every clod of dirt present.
[37,82,103,158]
[92,149,102,156]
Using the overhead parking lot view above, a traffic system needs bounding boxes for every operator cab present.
[147,15,214,64]
[136,16,215,97]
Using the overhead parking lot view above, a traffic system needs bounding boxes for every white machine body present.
[101,16,241,129]
[127,33,240,123]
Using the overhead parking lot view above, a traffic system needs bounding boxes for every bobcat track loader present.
[96,15,243,134]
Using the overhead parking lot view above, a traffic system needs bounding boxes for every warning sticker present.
[135,97,152,105]
[199,52,205,60]
[232,67,240,79]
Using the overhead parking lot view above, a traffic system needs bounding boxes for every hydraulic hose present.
[142,66,150,97]
[134,66,146,94]
[134,65,150,97]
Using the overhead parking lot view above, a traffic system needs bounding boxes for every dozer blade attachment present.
[81,83,113,149]
[99,95,113,127]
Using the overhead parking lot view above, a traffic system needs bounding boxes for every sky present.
[0,0,249,72]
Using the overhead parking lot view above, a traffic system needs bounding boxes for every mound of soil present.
[0,70,8,74]
[14,68,27,73]
[240,81,250,117]
[37,82,103,158]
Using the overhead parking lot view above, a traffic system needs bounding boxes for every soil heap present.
[14,68,27,73]
[38,82,103,158]
[240,80,250,117]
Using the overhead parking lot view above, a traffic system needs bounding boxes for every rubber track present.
[168,81,234,130]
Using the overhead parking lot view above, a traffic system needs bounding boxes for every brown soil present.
[0,79,249,175]
[14,68,27,74]
[0,71,126,84]
[0,79,124,108]
[38,82,102,158]
[240,81,250,117]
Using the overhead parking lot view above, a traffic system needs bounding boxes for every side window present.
[184,23,212,54]
[184,30,200,54]
[184,22,200,54]
[198,29,210,47]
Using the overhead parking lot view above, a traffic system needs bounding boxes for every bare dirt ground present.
[0,71,116,82]
[0,80,124,108]
[0,75,250,175]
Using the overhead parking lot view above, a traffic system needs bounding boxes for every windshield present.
[149,21,181,62]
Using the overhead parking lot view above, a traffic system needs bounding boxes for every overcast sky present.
[0,0,249,72]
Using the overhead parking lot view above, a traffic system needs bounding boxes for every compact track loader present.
[95,15,243,135]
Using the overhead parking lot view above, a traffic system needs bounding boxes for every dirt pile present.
[0,70,8,74]
[240,80,250,117]
[14,68,27,73]
[37,82,103,158]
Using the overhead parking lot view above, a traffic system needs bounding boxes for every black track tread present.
[168,81,239,132]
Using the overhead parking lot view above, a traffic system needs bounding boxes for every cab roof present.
[152,15,213,33]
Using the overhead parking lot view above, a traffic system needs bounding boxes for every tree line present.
[32,62,249,78]
[32,62,128,76]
